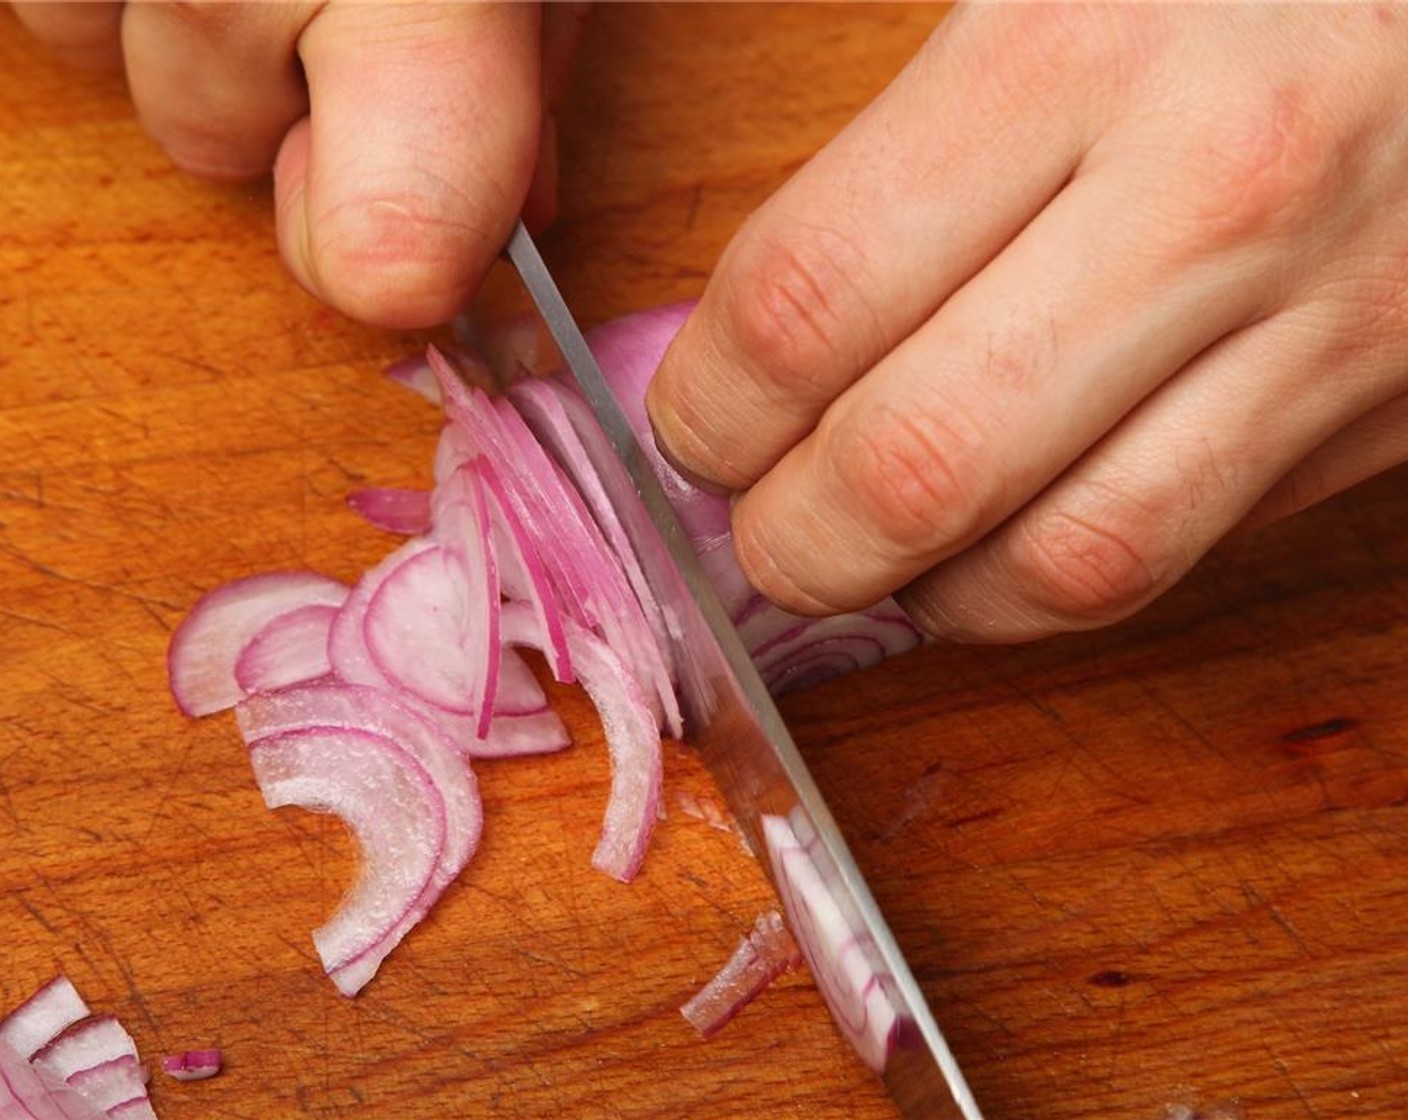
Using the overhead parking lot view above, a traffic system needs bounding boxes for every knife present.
[502,221,983,1120]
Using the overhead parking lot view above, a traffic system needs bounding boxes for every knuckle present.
[720,221,879,405]
[311,186,488,329]
[827,400,989,558]
[1008,499,1167,626]
[1179,87,1345,250]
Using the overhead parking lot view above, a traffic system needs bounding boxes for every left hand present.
[647,4,1408,642]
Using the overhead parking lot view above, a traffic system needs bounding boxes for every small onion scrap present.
[681,910,802,1039]
[157,1051,221,1083]
[168,303,924,1037]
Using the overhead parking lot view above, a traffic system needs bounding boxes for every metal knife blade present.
[502,221,983,1120]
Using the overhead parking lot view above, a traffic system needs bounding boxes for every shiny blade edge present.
[504,221,982,1120]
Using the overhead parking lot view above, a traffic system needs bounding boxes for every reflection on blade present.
[502,221,983,1120]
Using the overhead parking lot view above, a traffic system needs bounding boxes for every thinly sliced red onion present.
[247,727,449,997]
[64,1056,149,1114]
[501,604,660,882]
[509,376,683,737]
[0,1040,107,1120]
[236,684,482,914]
[232,603,337,695]
[168,572,349,717]
[681,910,802,1038]
[29,1017,139,1080]
[0,978,88,1061]
[347,487,433,536]
[157,1051,221,1082]
[170,303,927,1010]
[762,813,900,1072]
[364,543,494,719]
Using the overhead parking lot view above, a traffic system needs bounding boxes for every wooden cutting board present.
[5,5,1408,1118]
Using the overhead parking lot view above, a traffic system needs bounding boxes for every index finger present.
[646,5,1109,491]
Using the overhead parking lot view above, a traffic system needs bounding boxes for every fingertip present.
[273,116,322,304]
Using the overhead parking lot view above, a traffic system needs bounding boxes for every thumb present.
[275,2,543,330]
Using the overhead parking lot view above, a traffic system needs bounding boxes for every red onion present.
[763,812,900,1072]
[0,978,159,1120]
[681,911,802,1038]
[157,1050,221,1082]
[168,302,922,1013]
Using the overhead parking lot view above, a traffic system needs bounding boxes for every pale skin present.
[17,3,1408,644]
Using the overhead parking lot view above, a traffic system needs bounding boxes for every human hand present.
[11,1,588,329]
[647,4,1408,643]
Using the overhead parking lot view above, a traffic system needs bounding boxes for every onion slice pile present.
[0,977,161,1120]
[168,303,924,1011]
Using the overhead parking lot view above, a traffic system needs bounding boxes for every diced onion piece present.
[347,487,433,536]
[233,603,337,695]
[383,355,441,404]
[168,571,348,717]
[248,728,448,997]
[762,813,901,1073]
[0,977,89,1060]
[681,911,801,1038]
[158,1050,222,1082]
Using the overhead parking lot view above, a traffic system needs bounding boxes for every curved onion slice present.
[236,682,482,898]
[364,542,497,721]
[0,978,87,1060]
[168,571,349,717]
[762,813,901,1073]
[233,603,337,695]
[248,727,448,996]
[681,911,801,1039]
[347,487,433,536]
[501,604,659,882]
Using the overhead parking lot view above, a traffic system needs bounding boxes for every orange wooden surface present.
[5,5,1408,1119]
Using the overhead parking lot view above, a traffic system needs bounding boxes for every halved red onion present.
[168,572,349,717]
[247,727,450,997]
[681,910,802,1039]
[232,603,337,696]
[0,978,88,1062]
[762,813,900,1073]
[157,1050,221,1082]
[347,487,433,536]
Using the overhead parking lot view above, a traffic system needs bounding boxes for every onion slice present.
[233,603,337,695]
[247,727,452,997]
[0,978,88,1061]
[158,1050,221,1082]
[347,487,433,536]
[762,812,902,1072]
[168,571,348,717]
[0,1039,108,1120]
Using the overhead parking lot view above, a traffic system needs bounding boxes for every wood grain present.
[4,4,1408,1119]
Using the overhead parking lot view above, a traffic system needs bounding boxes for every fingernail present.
[646,409,733,497]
